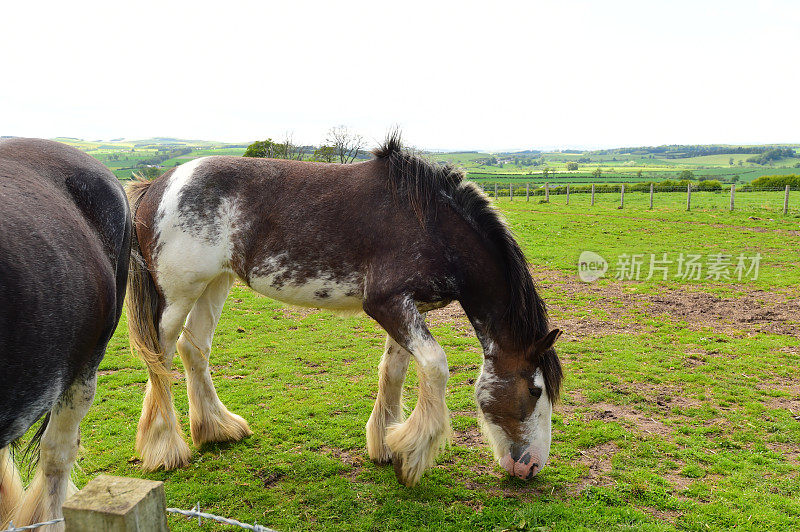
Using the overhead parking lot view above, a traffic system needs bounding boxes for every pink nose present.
[500,450,543,480]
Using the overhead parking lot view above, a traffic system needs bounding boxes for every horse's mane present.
[373,132,561,399]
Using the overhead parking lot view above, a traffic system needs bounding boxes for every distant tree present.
[729,157,734,166]
[566,162,579,171]
[592,167,602,179]
[738,160,743,167]
[312,145,336,163]
[732,175,740,183]
[244,135,305,160]
[243,138,279,158]
[637,169,643,178]
[542,167,550,178]
[678,170,695,180]
[326,126,364,164]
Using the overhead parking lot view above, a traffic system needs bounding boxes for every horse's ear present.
[533,328,562,355]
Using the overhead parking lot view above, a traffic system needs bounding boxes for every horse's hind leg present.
[364,296,451,487]
[13,375,96,530]
[177,274,252,446]
[366,335,411,463]
[137,295,199,471]
[0,447,23,525]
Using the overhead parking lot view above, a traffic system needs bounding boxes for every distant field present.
[51,137,799,185]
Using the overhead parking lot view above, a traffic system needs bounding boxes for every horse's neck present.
[459,278,515,357]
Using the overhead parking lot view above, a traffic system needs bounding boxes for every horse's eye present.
[529,387,542,398]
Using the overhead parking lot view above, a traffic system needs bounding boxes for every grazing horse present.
[0,139,131,527]
[126,134,563,486]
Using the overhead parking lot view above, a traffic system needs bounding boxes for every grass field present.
[12,195,796,531]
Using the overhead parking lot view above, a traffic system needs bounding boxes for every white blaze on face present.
[520,368,552,470]
[475,364,553,480]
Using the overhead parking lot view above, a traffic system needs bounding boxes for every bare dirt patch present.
[320,447,366,480]
[585,403,672,438]
[426,266,800,340]
[534,266,800,336]
[450,411,484,448]
[574,441,618,492]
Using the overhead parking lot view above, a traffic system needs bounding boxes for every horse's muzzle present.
[499,444,544,480]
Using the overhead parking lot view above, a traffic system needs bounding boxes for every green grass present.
[13,153,800,530]
[10,143,800,531]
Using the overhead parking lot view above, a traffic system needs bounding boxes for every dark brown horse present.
[0,138,131,528]
[126,134,562,486]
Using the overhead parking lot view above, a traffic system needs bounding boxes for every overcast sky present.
[1,0,797,151]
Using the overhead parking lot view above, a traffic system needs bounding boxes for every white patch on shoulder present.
[154,157,238,297]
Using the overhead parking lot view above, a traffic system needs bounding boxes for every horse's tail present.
[125,178,172,419]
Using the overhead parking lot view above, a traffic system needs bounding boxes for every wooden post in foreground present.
[545,182,549,202]
[687,183,692,211]
[784,184,790,215]
[62,475,168,531]
[620,184,625,209]
[730,184,735,211]
[591,183,595,206]
[526,183,530,202]
[649,182,654,210]
[566,184,570,205]
[510,183,513,201]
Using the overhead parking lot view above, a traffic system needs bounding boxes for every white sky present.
[1,0,798,151]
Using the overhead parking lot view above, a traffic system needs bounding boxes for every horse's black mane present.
[374,133,561,399]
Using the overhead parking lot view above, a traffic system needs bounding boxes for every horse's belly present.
[248,272,363,311]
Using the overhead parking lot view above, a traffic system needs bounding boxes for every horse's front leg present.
[364,296,451,487]
[366,335,411,463]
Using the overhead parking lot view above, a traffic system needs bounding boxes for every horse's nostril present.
[510,443,525,462]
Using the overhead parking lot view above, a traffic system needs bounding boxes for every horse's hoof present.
[391,455,420,487]
[392,455,408,485]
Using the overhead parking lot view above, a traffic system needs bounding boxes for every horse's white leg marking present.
[0,447,23,526]
[177,273,252,446]
[365,335,411,463]
[136,295,201,471]
[384,322,451,486]
[12,376,95,531]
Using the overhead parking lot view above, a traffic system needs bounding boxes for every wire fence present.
[481,183,799,213]
[4,505,279,532]
[3,518,64,531]
[167,504,278,532]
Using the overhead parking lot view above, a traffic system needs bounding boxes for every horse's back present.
[135,156,409,311]
[0,138,131,446]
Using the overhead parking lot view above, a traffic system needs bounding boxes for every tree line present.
[243,126,365,164]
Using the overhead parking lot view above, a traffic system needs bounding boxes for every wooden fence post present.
[730,184,735,211]
[510,183,513,201]
[494,183,497,200]
[526,183,530,202]
[687,183,691,211]
[649,182,654,210]
[62,475,168,531]
[566,184,570,205]
[591,184,595,206]
[620,184,625,209]
[784,184,790,214]
[545,182,549,202]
